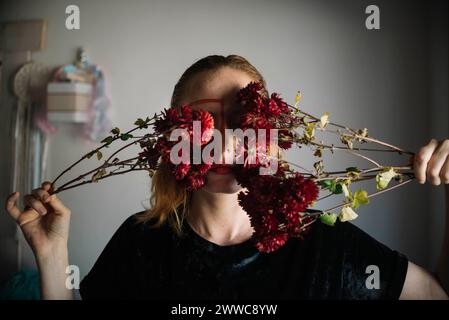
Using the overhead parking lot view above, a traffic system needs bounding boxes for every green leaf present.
[304,126,315,140]
[319,212,338,226]
[134,118,146,127]
[120,133,134,141]
[329,181,343,194]
[318,180,343,195]
[86,151,95,159]
[111,127,120,135]
[96,151,103,161]
[318,180,332,189]
[332,182,343,194]
[352,189,369,209]
[101,136,114,144]
[376,167,398,190]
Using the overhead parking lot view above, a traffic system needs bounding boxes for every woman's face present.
[179,67,256,194]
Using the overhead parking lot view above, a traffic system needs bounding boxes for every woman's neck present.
[187,188,254,246]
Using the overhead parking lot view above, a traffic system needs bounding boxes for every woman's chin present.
[203,171,243,194]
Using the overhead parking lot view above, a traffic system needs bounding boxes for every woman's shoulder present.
[115,211,173,241]
[284,219,407,273]
[309,219,373,242]
[85,212,175,267]
[283,220,408,299]
[101,212,176,258]
[80,212,177,299]
[296,219,394,254]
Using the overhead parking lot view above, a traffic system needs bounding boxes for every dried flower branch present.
[48,81,416,253]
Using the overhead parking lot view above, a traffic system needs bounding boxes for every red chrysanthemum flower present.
[139,145,160,169]
[255,232,289,253]
[270,92,289,114]
[192,109,214,145]
[235,162,319,253]
[149,104,215,191]
[236,81,297,155]
[278,129,294,150]
[174,162,191,180]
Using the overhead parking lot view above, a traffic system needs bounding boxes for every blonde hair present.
[137,55,269,234]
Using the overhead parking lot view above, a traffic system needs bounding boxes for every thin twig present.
[53,155,142,193]
[51,118,156,188]
[53,167,150,194]
[323,178,413,213]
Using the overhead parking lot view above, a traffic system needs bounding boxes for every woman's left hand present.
[414,138,449,185]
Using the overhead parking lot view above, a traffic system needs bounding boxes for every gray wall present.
[0,0,447,279]
[428,1,449,268]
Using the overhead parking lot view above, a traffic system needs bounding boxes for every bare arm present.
[36,245,74,300]
[400,140,449,300]
[5,182,74,300]
[400,261,448,299]
[436,184,449,294]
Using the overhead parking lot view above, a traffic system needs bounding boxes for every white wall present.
[1,0,447,278]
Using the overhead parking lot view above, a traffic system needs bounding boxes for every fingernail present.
[38,208,47,215]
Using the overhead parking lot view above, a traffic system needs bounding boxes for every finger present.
[41,181,53,193]
[32,188,50,202]
[427,140,449,185]
[414,139,439,184]
[23,194,47,215]
[441,157,449,184]
[44,194,70,216]
[5,192,21,221]
[18,209,40,226]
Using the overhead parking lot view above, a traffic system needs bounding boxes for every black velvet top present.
[79,213,408,300]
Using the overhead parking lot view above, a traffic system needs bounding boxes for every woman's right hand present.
[5,181,71,259]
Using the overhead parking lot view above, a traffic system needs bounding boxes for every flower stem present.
[323,178,414,213]
[50,118,157,190]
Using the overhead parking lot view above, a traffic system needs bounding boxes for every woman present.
[5,55,449,299]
